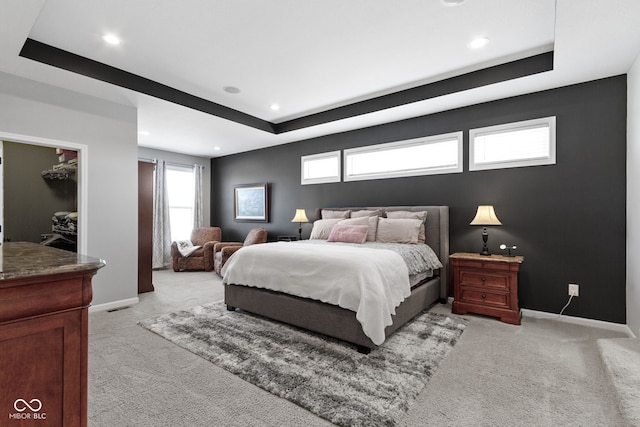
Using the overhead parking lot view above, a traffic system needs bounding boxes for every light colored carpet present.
[597,338,640,426]
[88,270,629,426]
[139,301,467,427]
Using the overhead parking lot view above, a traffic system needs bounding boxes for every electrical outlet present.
[568,283,579,297]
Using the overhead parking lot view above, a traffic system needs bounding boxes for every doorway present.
[138,160,155,293]
[0,132,87,254]
[2,141,78,250]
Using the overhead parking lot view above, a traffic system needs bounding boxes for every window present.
[301,151,341,185]
[470,117,556,171]
[166,166,195,242]
[344,132,463,181]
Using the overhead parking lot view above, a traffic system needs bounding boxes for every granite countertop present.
[0,242,106,280]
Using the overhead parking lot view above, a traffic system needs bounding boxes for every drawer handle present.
[481,277,486,282]
[481,293,487,299]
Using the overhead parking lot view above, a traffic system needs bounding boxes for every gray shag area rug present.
[139,301,467,427]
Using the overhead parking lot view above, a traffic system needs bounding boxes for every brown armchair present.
[214,228,268,275]
[171,227,222,272]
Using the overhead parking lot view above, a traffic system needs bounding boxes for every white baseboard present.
[89,297,139,313]
[521,308,636,338]
[445,297,635,338]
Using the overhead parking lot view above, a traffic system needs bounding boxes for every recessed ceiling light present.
[102,34,121,45]
[441,0,466,6]
[139,130,150,136]
[270,104,280,111]
[224,86,240,94]
[468,37,489,49]
[213,146,221,151]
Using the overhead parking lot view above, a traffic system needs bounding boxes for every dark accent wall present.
[4,142,77,243]
[211,75,627,324]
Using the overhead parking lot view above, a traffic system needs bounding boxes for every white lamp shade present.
[469,205,502,226]
[291,209,309,223]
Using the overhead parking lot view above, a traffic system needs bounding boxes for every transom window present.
[469,117,556,171]
[344,132,463,181]
[301,151,341,185]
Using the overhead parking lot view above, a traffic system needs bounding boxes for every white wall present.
[138,146,211,226]
[627,54,640,337]
[0,71,138,307]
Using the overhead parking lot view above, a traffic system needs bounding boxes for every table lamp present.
[291,209,309,240]
[470,205,502,256]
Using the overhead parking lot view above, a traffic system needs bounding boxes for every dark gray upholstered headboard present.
[316,206,450,299]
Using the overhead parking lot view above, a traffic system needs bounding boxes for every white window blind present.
[470,117,556,171]
[344,132,463,181]
[301,151,341,185]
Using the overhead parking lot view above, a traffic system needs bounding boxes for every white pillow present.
[386,210,427,243]
[309,219,342,239]
[375,218,422,244]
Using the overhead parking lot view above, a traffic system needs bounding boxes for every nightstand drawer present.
[459,271,509,290]
[459,288,509,308]
[455,258,514,272]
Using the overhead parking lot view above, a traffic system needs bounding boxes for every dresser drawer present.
[459,270,509,290]
[459,288,509,308]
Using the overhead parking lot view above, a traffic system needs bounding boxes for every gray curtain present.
[152,160,172,268]
[193,164,204,228]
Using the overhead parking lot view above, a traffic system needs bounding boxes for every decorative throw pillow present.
[309,218,342,239]
[386,210,428,243]
[375,218,422,244]
[321,209,350,219]
[327,225,369,244]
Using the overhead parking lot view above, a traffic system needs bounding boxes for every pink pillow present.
[327,224,369,244]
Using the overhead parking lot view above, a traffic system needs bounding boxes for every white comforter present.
[221,240,412,345]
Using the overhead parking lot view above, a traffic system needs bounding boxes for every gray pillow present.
[351,209,382,218]
[309,219,342,239]
[386,210,427,243]
[321,209,351,219]
[375,218,422,244]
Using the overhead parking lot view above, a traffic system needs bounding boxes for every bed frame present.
[224,206,449,353]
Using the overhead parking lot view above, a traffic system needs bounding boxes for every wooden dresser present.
[0,242,104,426]
[450,252,524,325]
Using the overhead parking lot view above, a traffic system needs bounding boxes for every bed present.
[222,206,449,353]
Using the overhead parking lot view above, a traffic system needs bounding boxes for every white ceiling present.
[1,0,640,158]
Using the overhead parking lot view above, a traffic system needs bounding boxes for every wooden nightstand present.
[450,252,524,325]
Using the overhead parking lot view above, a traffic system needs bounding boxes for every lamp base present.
[479,228,491,256]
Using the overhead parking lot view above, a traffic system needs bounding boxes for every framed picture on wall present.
[234,183,269,222]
